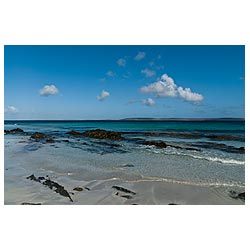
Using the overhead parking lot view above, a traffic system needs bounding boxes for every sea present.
[4,119,245,189]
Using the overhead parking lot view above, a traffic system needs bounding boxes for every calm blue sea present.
[4,119,245,133]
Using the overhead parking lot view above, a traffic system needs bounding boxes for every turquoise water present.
[4,120,245,133]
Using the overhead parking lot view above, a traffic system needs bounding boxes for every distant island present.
[4,118,245,122]
[120,118,245,122]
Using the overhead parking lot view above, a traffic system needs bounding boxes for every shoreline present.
[4,129,245,205]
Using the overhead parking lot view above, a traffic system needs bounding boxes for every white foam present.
[141,145,245,165]
[173,152,245,165]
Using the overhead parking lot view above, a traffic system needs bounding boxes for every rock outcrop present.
[82,129,123,140]
[26,174,73,202]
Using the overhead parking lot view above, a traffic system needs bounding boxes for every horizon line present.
[4,117,245,121]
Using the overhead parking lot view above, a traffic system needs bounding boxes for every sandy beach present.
[4,133,244,205]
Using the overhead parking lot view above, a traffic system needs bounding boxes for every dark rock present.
[5,128,25,134]
[82,129,123,140]
[84,187,90,191]
[38,176,45,181]
[21,202,42,205]
[115,192,133,199]
[205,134,244,142]
[63,139,70,142]
[73,187,83,191]
[118,163,135,168]
[190,142,245,154]
[121,194,133,199]
[229,191,245,202]
[141,140,201,151]
[66,130,83,136]
[46,139,55,143]
[27,174,39,182]
[30,132,50,142]
[112,186,136,195]
[238,192,245,201]
[142,141,167,148]
[168,203,178,205]
[10,128,24,133]
[238,147,245,153]
[26,174,73,202]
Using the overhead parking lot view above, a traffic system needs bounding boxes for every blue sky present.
[4,45,245,119]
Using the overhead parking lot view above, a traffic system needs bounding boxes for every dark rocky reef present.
[142,140,167,148]
[30,132,55,144]
[112,185,136,195]
[82,129,124,140]
[121,131,244,142]
[115,192,133,199]
[4,128,25,134]
[26,174,73,202]
[141,140,201,151]
[66,130,83,136]
[205,134,244,142]
[73,187,83,191]
[190,142,245,154]
[30,132,49,141]
[229,191,245,202]
[46,139,55,143]
[66,129,124,140]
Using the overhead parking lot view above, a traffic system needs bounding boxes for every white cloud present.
[141,68,156,77]
[106,70,115,77]
[140,73,204,103]
[141,74,177,97]
[134,52,146,61]
[5,105,18,113]
[142,98,156,106]
[40,84,59,96]
[177,87,204,102]
[117,58,126,67]
[97,90,110,101]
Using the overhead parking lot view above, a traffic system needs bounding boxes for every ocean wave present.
[140,145,245,165]
[176,153,245,165]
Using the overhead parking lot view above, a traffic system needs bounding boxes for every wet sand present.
[4,135,244,205]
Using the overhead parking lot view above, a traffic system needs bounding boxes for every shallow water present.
[4,120,245,204]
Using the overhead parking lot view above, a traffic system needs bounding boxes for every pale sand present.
[4,135,244,205]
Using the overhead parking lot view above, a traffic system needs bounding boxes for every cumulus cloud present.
[117,58,126,67]
[141,68,156,77]
[97,90,110,101]
[5,105,18,113]
[142,98,156,106]
[106,70,115,77]
[134,52,146,61]
[177,87,203,102]
[40,84,59,96]
[140,73,204,103]
[141,74,177,98]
